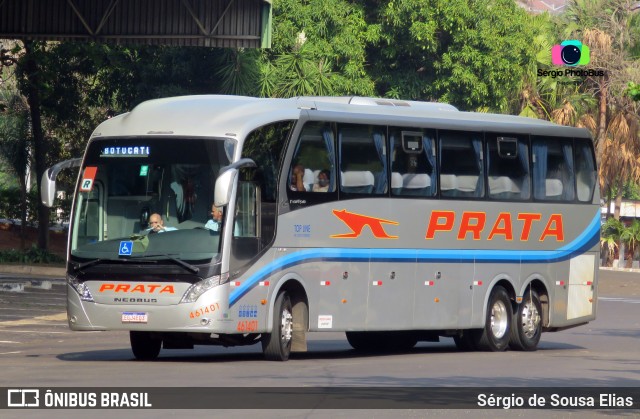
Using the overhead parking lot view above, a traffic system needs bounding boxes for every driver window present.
[289,122,336,194]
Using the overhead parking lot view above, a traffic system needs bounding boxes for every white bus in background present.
[42,95,600,360]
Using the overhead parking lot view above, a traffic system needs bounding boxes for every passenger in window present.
[313,169,331,192]
[147,213,177,233]
[406,155,418,172]
[205,204,224,232]
[290,164,310,192]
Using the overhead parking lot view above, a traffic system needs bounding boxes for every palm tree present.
[560,2,640,220]
[620,219,640,267]
[600,217,624,266]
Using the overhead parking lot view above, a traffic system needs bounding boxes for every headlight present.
[68,275,94,302]
[180,273,229,303]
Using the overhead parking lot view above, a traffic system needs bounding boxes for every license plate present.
[121,312,148,323]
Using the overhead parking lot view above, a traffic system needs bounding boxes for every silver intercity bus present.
[41,95,600,360]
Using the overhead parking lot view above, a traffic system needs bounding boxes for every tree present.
[365,0,538,112]
[620,219,640,267]
[559,1,640,220]
[5,42,243,250]
[259,0,376,97]
[627,82,640,101]
[600,217,624,266]
[0,89,30,249]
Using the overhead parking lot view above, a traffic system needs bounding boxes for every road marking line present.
[0,351,21,355]
[0,312,67,326]
[0,330,68,334]
[0,340,20,344]
[599,297,640,304]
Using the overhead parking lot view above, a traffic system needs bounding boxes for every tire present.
[509,290,542,351]
[453,330,477,351]
[130,331,162,360]
[346,331,417,352]
[262,291,293,361]
[473,286,512,352]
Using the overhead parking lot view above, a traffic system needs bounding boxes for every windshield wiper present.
[74,257,161,272]
[73,254,199,274]
[74,258,125,272]
[127,254,200,274]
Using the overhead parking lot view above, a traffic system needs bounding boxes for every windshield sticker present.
[118,241,133,256]
[101,146,150,157]
[79,166,97,192]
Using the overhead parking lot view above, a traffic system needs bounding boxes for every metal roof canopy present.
[0,0,272,48]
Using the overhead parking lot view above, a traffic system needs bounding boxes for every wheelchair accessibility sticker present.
[119,241,133,256]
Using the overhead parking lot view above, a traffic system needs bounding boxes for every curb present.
[599,267,640,274]
[0,264,66,278]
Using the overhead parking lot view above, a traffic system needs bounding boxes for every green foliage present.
[0,245,64,264]
[261,0,376,97]
[627,82,640,101]
[621,219,640,263]
[367,0,538,112]
[215,49,260,96]
[600,216,624,262]
[0,187,23,221]
[605,181,640,201]
[0,89,29,182]
[0,187,61,225]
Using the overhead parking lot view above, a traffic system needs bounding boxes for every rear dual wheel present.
[473,286,512,351]
[509,290,542,351]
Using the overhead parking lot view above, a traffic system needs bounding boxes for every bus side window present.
[288,122,336,194]
[486,134,530,200]
[439,131,484,198]
[231,120,293,269]
[338,124,387,195]
[234,181,258,238]
[575,140,596,202]
[532,136,575,201]
[390,128,437,197]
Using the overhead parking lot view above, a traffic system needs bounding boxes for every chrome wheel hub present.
[281,308,293,343]
[490,300,509,339]
[520,300,541,339]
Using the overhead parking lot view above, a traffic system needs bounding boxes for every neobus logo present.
[330,209,564,242]
[98,284,175,294]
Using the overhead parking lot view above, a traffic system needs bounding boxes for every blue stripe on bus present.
[229,212,601,306]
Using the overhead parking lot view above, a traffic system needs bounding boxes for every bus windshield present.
[70,137,235,264]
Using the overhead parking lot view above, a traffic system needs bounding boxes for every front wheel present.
[262,291,293,361]
[473,286,512,352]
[509,290,542,351]
[130,331,162,360]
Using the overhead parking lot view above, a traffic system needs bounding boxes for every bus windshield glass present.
[70,137,235,264]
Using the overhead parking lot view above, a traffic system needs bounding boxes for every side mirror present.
[214,158,257,207]
[41,158,82,207]
[214,168,238,207]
